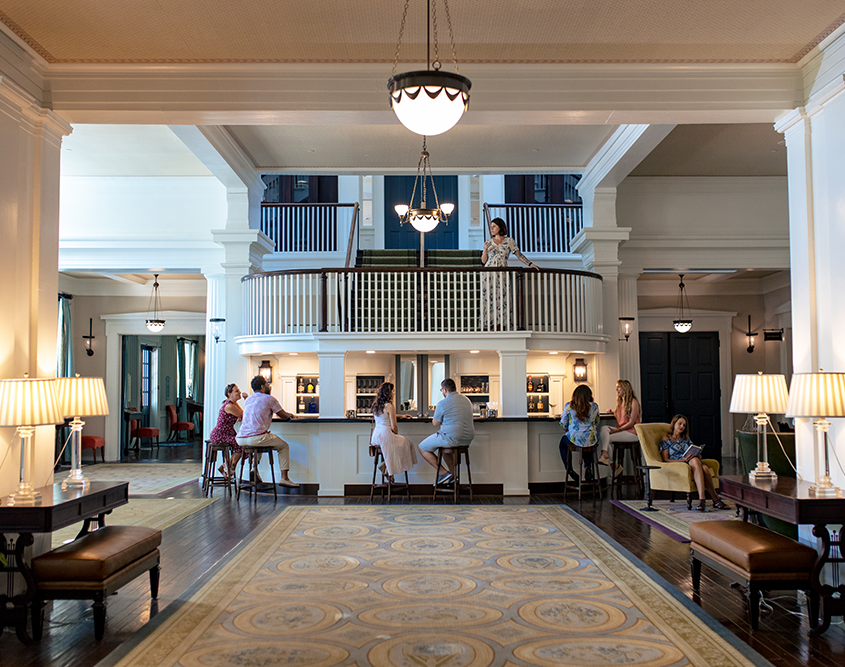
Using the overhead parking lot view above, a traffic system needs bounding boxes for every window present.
[141,345,153,410]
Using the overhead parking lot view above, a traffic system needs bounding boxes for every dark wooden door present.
[639,331,722,460]
[384,175,458,250]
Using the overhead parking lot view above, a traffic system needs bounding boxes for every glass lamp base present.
[9,489,42,506]
[749,463,777,482]
[810,478,842,498]
[62,470,89,489]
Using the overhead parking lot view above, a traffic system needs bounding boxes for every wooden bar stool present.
[562,443,602,501]
[202,441,237,499]
[609,441,643,499]
[238,446,277,502]
[432,445,473,503]
[369,445,410,502]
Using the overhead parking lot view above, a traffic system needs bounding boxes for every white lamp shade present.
[673,320,692,333]
[55,376,109,418]
[440,202,454,215]
[409,213,440,233]
[394,204,409,217]
[0,377,63,427]
[391,86,468,136]
[785,372,845,418]
[729,373,789,414]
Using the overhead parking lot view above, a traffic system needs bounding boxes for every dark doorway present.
[384,175,458,250]
[639,331,722,461]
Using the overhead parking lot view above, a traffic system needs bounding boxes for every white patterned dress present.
[371,410,418,476]
[482,237,530,329]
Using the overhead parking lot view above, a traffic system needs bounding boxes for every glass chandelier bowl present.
[673,274,692,333]
[146,274,166,332]
[395,139,453,234]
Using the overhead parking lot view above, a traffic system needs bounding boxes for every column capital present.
[212,228,274,273]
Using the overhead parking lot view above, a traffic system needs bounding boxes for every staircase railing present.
[260,203,358,255]
[484,203,584,253]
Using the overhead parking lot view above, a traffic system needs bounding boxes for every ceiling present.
[2,1,843,64]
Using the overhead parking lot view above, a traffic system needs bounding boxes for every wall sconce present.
[619,317,635,342]
[83,318,95,356]
[745,315,758,353]
[209,317,225,343]
[573,358,588,383]
[259,360,273,385]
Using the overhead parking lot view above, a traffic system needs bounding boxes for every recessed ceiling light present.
[470,350,479,354]
[549,351,559,355]
[289,352,299,356]
[366,350,375,354]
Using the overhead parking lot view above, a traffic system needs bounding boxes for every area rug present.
[612,498,741,542]
[103,506,769,667]
[51,497,216,548]
[79,463,202,495]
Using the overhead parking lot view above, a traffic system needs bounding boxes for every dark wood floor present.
[9,453,845,667]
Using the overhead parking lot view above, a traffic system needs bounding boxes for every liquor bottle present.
[308,398,317,413]
[536,378,544,392]
[538,397,545,412]
[306,378,314,393]
[298,397,305,413]
[315,379,319,395]
[297,378,304,393]
[528,397,535,412]
[527,375,533,392]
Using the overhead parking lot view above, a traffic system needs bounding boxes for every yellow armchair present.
[635,423,720,509]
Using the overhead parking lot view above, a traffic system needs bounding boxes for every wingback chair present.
[166,404,195,442]
[634,422,720,510]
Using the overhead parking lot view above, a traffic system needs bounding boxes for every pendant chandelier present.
[673,274,692,333]
[388,0,471,136]
[394,137,454,232]
[145,274,166,333]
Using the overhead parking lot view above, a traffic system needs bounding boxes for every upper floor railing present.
[260,203,359,264]
[484,203,584,253]
[242,267,603,337]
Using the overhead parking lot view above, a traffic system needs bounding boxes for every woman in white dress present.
[481,218,538,328]
[371,382,418,478]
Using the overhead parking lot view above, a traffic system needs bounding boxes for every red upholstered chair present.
[81,435,106,462]
[166,404,195,442]
[130,419,160,451]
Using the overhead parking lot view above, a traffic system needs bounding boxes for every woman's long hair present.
[490,217,509,237]
[570,384,593,422]
[668,414,690,440]
[615,379,637,417]
[372,382,394,416]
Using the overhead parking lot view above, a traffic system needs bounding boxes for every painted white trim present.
[638,308,736,457]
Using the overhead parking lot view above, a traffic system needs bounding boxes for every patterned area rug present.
[612,499,740,542]
[51,497,216,548]
[79,463,202,495]
[107,506,768,667]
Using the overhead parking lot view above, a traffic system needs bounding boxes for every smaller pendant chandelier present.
[394,137,454,233]
[388,0,471,136]
[673,274,692,333]
[146,274,166,333]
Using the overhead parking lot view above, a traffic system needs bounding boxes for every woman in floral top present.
[659,414,728,512]
[558,384,600,482]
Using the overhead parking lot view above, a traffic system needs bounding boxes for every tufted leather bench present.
[31,526,161,640]
[690,520,819,630]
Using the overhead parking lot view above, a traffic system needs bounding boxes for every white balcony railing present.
[260,203,359,265]
[242,267,603,337]
[484,203,583,253]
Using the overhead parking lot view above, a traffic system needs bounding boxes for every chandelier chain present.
[432,0,440,69]
[392,0,411,77]
[442,0,459,72]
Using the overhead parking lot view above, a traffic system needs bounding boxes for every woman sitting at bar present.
[371,382,418,480]
[660,414,728,512]
[598,379,641,472]
[558,384,600,482]
[209,383,244,476]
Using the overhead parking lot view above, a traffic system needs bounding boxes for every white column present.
[318,352,346,418]
[0,77,71,496]
[202,273,227,439]
[499,351,528,418]
[618,273,641,396]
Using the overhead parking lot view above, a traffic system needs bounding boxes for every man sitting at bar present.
[418,378,475,484]
[236,375,299,487]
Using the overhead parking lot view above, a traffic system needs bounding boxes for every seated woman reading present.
[660,414,729,512]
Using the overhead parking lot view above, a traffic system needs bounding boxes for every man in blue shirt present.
[418,378,475,483]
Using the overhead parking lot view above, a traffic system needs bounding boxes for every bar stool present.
[609,441,644,499]
[238,445,277,502]
[432,445,473,503]
[202,441,237,499]
[562,443,602,501]
[369,445,410,502]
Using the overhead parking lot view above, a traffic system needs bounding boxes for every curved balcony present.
[240,267,605,351]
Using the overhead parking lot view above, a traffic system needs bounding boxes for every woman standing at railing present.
[481,218,539,329]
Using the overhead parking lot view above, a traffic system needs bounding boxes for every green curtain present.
[56,295,74,377]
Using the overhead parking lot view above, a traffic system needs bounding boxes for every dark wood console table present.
[0,481,129,643]
[719,475,844,635]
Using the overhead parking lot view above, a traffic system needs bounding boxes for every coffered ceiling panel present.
[1,1,843,64]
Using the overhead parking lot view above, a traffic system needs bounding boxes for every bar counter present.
[260,415,598,496]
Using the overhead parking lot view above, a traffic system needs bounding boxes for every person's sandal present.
[696,500,707,512]
[712,499,729,510]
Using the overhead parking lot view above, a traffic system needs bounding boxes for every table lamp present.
[0,376,63,505]
[785,371,845,498]
[55,375,109,489]
[729,372,788,482]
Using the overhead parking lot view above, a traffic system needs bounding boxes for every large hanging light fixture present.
[394,137,454,233]
[145,274,166,332]
[673,274,692,333]
[388,0,471,136]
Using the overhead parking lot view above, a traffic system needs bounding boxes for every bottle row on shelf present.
[526,374,548,393]
[296,376,318,395]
